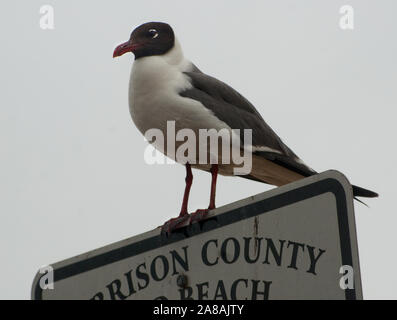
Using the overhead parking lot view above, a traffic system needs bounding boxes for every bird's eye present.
[148,29,159,39]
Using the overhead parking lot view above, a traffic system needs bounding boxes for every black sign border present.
[33,177,357,300]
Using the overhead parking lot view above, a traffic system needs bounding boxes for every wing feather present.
[181,71,316,177]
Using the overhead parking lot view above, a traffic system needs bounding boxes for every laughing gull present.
[113,22,378,233]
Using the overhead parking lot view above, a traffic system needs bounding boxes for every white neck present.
[162,38,185,67]
[129,37,193,97]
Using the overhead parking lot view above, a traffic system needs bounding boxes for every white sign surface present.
[32,170,362,300]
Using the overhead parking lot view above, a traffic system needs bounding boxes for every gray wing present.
[180,71,316,177]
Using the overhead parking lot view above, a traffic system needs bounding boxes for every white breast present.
[128,39,232,154]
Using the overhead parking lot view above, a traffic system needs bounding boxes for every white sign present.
[32,170,362,300]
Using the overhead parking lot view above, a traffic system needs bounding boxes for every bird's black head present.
[113,22,175,60]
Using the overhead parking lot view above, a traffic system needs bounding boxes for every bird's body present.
[128,39,229,162]
[129,39,195,136]
[114,22,378,233]
[128,36,309,185]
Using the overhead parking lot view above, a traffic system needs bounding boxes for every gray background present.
[1,1,395,299]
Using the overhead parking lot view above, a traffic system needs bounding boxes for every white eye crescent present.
[148,29,159,39]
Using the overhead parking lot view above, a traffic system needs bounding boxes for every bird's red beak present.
[113,40,141,58]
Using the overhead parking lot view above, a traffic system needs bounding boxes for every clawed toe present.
[190,209,209,224]
[161,206,215,236]
[161,214,190,236]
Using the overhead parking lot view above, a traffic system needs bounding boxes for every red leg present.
[190,164,219,224]
[161,163,193,235]
[179,163,193,216]
[208,164,218,210]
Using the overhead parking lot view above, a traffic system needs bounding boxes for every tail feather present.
[247,151,379,200]
[352,185,379,198]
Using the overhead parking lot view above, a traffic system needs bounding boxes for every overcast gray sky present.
[1,1,396,299]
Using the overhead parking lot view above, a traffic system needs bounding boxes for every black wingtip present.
[352,185,379,198]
